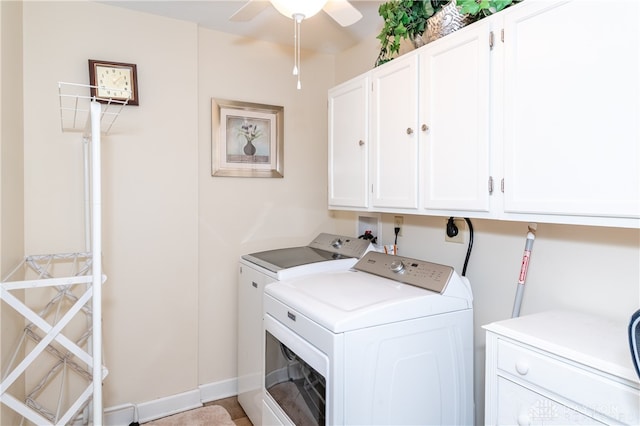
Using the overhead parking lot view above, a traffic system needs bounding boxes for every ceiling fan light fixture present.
[270,0,328,90]
[270,0,328,20]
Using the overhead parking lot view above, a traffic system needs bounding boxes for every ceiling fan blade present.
[229,0,270,22]
[323,0,363,27]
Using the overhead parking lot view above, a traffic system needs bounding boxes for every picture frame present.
[88,59,139,106]
[212,98,284,178]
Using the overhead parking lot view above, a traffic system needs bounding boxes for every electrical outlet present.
[445,218,465,244]
[394,216,403,236]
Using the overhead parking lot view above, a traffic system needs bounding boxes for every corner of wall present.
[0,2,26,425]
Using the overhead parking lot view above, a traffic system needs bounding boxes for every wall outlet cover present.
[445,218,465,244]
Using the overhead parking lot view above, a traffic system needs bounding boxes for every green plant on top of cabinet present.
[375,0,439,66]
[456,0,522,18]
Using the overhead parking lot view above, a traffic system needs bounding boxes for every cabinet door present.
[371,55,420,209]
[502,0,640,221]
[328,76,369,209]
[420,19,492,212]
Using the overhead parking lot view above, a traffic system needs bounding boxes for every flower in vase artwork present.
[226,116,270,164]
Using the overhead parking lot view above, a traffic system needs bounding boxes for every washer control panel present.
[308,233,372,258]
[354,251,453,294]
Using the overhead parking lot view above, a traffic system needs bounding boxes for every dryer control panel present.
[354,251,453,294]
[308,233,372,258]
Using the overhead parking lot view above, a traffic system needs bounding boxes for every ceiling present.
[102,0,385,54]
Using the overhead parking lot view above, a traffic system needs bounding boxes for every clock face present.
[95,65,132,100]
[89,60,139,106]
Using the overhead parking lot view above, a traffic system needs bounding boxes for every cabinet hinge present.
[488,176,494,194]
[489,31,494,50]
[501,28,505,43]
[501,178,505,193]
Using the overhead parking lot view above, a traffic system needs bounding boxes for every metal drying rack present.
[0,83,128,425]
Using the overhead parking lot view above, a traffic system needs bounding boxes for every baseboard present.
[103,377,238,425]
[199,377,238,403]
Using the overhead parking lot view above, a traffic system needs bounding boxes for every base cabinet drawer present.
[497,339,640,422]
[497,377,604,425]
[484,311,640,426]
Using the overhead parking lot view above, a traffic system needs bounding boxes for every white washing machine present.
[263,251,474,426]
[237,233,372,425]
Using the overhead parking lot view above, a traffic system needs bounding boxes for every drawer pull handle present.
[515,360,529,375]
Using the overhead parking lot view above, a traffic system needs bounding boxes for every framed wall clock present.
[88,59,139,106]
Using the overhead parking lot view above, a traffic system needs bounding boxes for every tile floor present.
[205,396,252,426]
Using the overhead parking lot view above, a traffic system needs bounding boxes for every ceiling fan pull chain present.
[292,16,299,76]
[292,13,303,90]
[297,16,302,90]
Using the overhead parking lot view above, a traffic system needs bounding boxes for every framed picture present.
[212,99,284,178]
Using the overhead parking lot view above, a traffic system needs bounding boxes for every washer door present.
[264,314,328,426]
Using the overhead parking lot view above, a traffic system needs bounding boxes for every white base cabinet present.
[484,311,640,425]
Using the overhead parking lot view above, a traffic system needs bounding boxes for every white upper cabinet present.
[328,75,369,209]
[370,55,420,210]
[500,0,640,226]
[327,0,639,228]
[419,18,492,213]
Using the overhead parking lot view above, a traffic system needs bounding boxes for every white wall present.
[1,2,26,424]
[22,0,199,406]
[334,40,640,423]
[196,28,340,385]
[18,0,342,412]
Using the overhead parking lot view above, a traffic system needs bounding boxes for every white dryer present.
[237,233,372,425]
[263,251,474,426]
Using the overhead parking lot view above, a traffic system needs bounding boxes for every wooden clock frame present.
[88,59,139,106]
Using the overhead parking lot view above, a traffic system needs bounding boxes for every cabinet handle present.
[421,124,429,132]
[358,140,365,146]
[406,127,414,135]
[515,360,529,375]
[251,281,258,288]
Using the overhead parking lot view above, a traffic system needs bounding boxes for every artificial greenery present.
[375,0,522,67]
[375,1,442,67]
[456,0,521,18]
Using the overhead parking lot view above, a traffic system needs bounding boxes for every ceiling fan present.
[229,0,363,28]
[229,0,364,89]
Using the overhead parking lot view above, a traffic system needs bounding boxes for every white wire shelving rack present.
[0,83,128,425]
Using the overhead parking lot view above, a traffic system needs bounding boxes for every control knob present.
[330,238,343,249]
[390,259,405,273]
